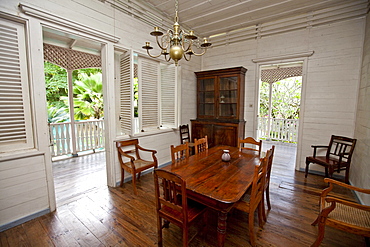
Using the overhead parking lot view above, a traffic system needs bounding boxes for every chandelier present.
[142,0,212,66]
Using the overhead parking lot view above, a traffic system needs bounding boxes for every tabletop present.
[161,145,260,210]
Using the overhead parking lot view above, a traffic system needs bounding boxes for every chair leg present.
[157,216,163,247]
[345,167,350,184]
[201,210,208,236]
[183,225,188,247]
[311,215,326,247]
[257,203,264,228]
[365,237,369,247]
[261,195,267,223]
[248,210,256,247]
[305,159,310,178]
[120,168,125,187]
[132,173,138,195]
[266,185,271,210]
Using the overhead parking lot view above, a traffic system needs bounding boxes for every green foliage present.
[47,103,69,123]
[260,76,302,119]
[68,73,104,120]
[44,61,103,122]
[44,61,69,109]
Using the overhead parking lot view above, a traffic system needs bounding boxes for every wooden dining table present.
[160,145,261,247]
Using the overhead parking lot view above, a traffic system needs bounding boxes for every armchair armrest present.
[325,197,370,212]
[323,178,370,194]
[137,144,157,154]
[136,145,158,166]
[311,145,329,157]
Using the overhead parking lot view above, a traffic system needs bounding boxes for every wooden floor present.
[1,143,367,247]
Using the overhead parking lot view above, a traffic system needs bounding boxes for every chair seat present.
[306,156,348,168]
[323,200,370,228]
[124,159,156,171]
[160,199,207,224]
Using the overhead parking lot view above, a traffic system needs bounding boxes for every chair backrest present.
[171,143,190,163]
[326,135,357,162]
[116,139,140,160]
[238,137,262,157]
[154,169,188,223]
[179,124,191,144]
[249,149,270,207]
[265,146,275,188]
[194,136,208,154]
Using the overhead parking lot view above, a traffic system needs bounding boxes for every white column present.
[67,70,78,156]
[267,82,273,141]
[101,42,117,187]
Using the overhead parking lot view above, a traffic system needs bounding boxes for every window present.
[118,53,178,135]
[0,18,34,152]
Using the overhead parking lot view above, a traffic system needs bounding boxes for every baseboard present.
[0,209,50,232]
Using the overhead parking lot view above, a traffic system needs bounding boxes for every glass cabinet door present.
[198,78,215,117]
[219,76,238,118]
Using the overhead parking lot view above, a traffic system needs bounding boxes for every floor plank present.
[0,143,367,247]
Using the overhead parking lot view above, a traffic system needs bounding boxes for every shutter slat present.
[0,20,28,145]
[140,58,159,130]
[119,54,132,135]
[160,64,176,127]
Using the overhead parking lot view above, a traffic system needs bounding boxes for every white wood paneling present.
[202,18,364,173]
[352,11,370,205]
[0,155,48,226]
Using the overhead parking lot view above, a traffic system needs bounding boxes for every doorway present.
[42,27,108,206]
[257,61,303,170]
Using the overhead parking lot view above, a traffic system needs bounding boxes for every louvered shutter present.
[0,18,33,151]
[119,53,133,135]
[139,57,159,131]
[160,64,176,127]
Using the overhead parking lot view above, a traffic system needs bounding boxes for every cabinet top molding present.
[195,66,247,76]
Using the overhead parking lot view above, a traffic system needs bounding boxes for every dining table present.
[160,145,261,247]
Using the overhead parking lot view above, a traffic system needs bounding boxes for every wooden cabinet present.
[191,67,247,147]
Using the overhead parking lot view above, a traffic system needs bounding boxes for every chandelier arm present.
[191,48,208,56]
[182,37,193,52]
[155,36,167,50]
[183,53,191,61]
[146,49,163,58]
[164,54,171,62]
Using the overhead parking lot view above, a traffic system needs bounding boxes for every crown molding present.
[19,3,120,43]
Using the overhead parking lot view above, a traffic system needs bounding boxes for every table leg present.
[217,211,228,247]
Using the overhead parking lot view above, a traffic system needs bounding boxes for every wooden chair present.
[305,135,357,183]
[238,137,262,157]
[194,135,208,154]
[179,124,195,155]
[233,148,271,247]
[262,145,275,222]
[170,143,190,163]
[179,124,191,144]
[116,139,158,195]
[154,169,208,247]
[311,178,370,247]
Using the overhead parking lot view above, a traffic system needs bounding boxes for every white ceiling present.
[137,0,368,38]
[43,0,368,53]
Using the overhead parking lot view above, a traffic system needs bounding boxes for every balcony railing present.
[49,119,105,157]
[258,117,299,143]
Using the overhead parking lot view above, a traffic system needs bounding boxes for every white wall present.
[202,18,365,175]
[352,12,370,205]
[0,0,196,230]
